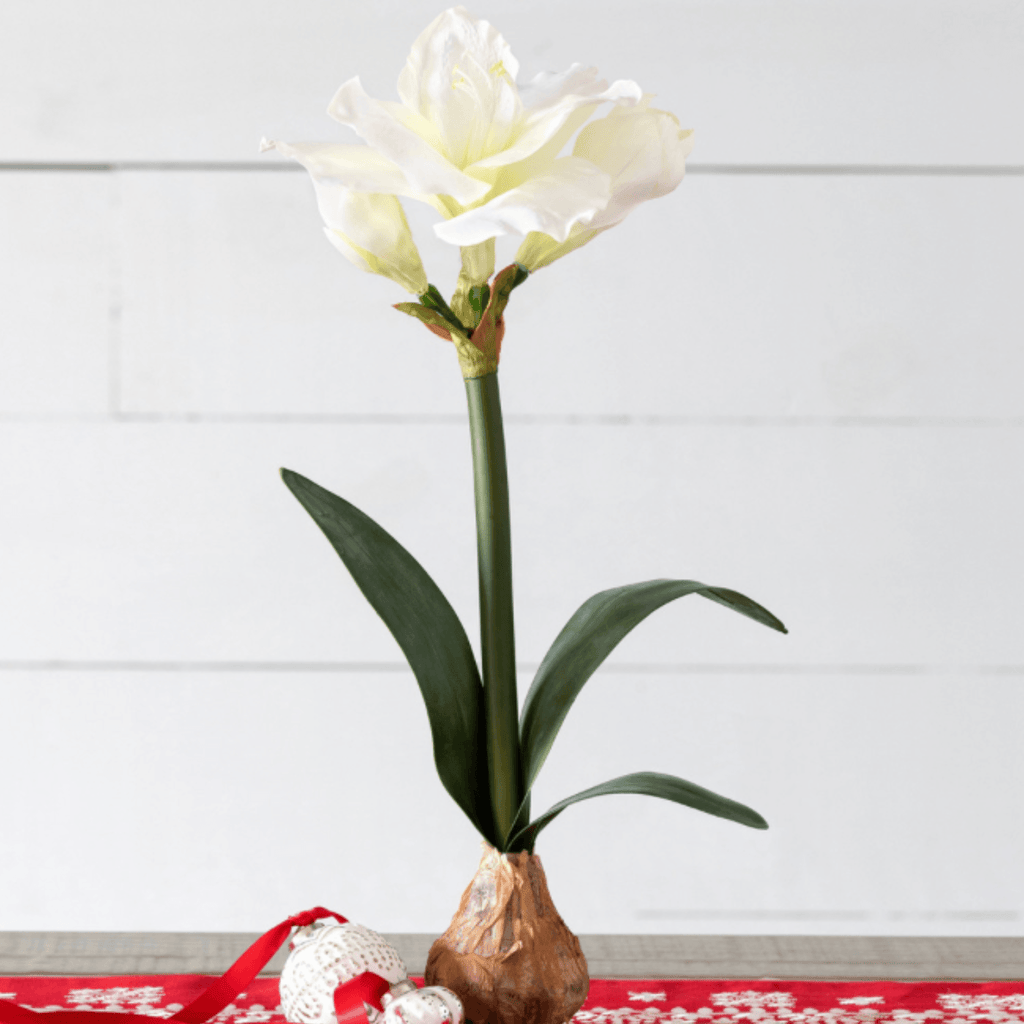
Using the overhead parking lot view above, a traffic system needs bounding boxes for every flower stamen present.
[488,60,513,85]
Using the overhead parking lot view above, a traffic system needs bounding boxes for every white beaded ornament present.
[279,920,409,1024]
[381,984,464,1024]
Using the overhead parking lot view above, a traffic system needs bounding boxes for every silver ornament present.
[381,985,464,1024]
[279,920,409,1024]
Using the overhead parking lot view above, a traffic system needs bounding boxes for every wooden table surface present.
[0,933,1022,981]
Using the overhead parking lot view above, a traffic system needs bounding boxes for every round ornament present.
[280,920,409,1024]
[381,984,463,1024]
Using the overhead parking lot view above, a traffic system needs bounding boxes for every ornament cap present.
[381,979,418,1006]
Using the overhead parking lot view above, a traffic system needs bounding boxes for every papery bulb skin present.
[425,842,588,1024]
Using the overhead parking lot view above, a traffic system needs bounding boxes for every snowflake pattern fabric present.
[1,977,1023,1024]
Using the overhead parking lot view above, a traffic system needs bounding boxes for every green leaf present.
[503,790,531,851]
[281,469,498,847]
[506,771,768,854]
[520,579,787,796]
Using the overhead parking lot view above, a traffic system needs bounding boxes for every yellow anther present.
[489,60,512,83]
[451,63,468,90]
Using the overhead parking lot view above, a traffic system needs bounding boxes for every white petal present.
[328,76,491,205]
[574,98,694,230]
[323,227,372,269]
[516,100,694,272]
[469,65,642,172]
[398,6,520,110]
[434,156,610,246]
[515,223,602,272]
[262,139,414,194]
[313,182,402,243]
[397,6,522,167]
[319,191,428,295]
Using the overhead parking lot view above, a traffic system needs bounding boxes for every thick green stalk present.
[465,371,521,848]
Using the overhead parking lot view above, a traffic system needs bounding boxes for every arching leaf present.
[520,579,786,796]
[281,469,497,847]
[507,770,768,853]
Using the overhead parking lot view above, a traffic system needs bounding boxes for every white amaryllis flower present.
[515,95,695,271]
[260,138,429,294]
[262,6,692,289]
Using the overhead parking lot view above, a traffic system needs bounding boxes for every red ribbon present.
[0,908,398,1024]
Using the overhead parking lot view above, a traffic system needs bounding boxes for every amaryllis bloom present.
[262,6,692,288]
[515,95,695,271]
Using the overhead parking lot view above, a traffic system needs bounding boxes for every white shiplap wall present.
[1,0,1022,937]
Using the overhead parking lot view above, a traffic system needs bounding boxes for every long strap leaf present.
[519,579,787,797]
[506,770,769,853]
[281,469,497,847]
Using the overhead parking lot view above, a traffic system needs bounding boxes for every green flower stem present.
[465,370,521,848]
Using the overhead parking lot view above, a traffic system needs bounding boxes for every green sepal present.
[450,277,490,334]
[280,468,499,848]
[393,301,462,336]
[520,579,787,797]
[510,263,529,290]
[506,770,769,854]
[450,240,495,332]
[467,284,491,323]
[394,301,494,380]
[484,262,523,323]
[419,284,469,335]
[469,263,524,370]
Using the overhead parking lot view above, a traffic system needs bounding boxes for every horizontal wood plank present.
[0,422,1020,666]
[0,173,111,415]
[0,671,1019,935]
[5,170,1021,421]
[105,171,1024,420]
[1,1,1021,165]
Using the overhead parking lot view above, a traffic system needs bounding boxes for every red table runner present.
[1,976,1022,1024]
